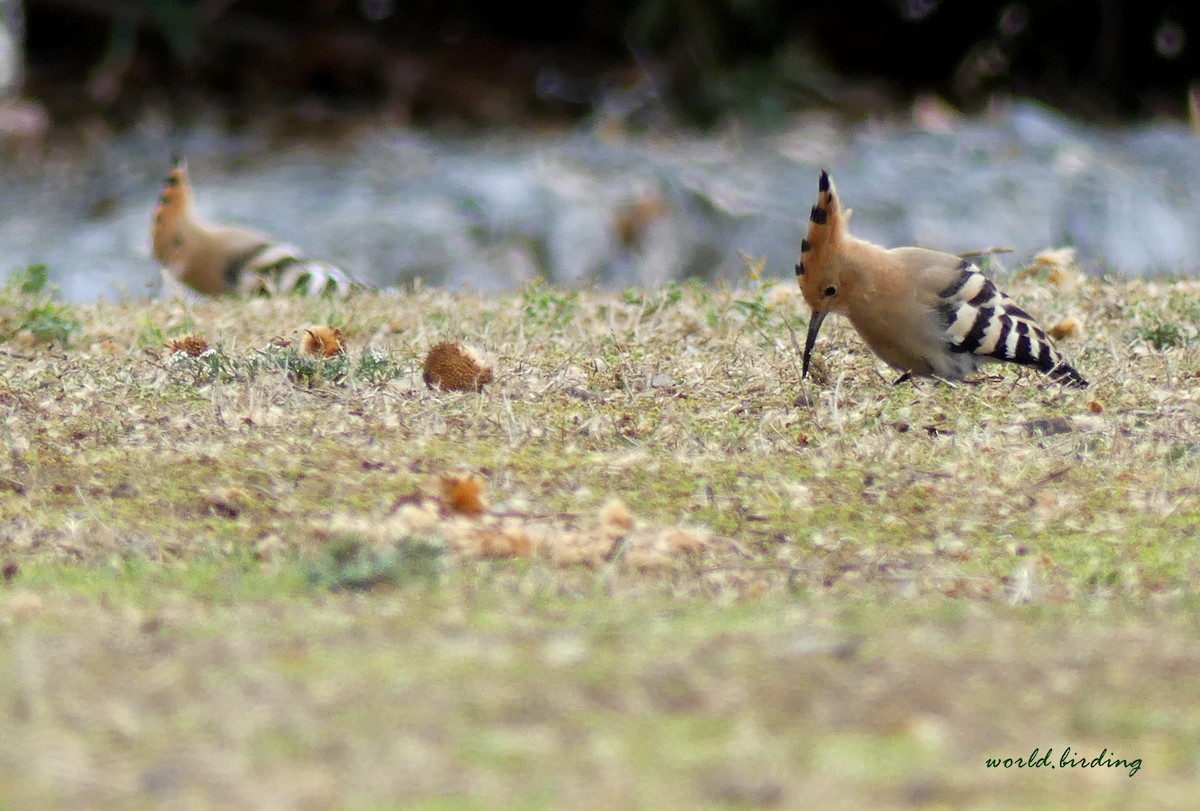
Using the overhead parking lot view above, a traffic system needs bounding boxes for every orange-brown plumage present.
[151,157,194,270]
[150,158,359,297]
[796,170,1086,387]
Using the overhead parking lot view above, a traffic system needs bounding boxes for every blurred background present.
[3,0,1200,299]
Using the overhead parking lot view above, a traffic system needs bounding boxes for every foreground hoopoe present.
[796,170,1087,387]
[151,158,359,297]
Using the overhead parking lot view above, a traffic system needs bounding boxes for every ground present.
[0,261,1198,808]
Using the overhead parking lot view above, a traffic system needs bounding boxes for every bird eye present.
[823,285,837,297]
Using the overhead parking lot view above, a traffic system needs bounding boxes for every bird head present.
[795,170,852,379]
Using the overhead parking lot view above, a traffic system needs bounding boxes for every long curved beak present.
[802,311,827,379]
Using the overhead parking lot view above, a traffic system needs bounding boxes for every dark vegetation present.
[22,0,1200,127]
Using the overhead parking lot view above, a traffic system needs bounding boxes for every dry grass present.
[1,264,1199,808]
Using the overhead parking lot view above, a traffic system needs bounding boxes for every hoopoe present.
[796,170,1087,387]
[151,157,360,297]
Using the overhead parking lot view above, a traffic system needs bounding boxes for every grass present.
[1,265,1199,808]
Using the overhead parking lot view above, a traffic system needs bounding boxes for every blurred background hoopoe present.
[795,170,1087,388]
[151,158,360,298]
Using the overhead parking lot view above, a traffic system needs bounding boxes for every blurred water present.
[1,100,1199,303]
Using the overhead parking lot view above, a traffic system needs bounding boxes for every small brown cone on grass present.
[423,341,493,391]
[1048,316,1081,341]
[1029,247,1082,292]
[598,498,635,531]
[302,326,346,357]
[167,335,210,357]
[464,526,533,558]
[439,474,487,516]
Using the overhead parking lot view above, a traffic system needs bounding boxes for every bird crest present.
[151,156,193,267]
[795,170,851,312]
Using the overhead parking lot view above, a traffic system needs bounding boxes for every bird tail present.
[232,243,362,298]
[938,265,1089,388]
[1047,359,1088,388]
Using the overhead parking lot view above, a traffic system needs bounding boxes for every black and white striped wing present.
[231,243,359,298]
[937,262,1087,387]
